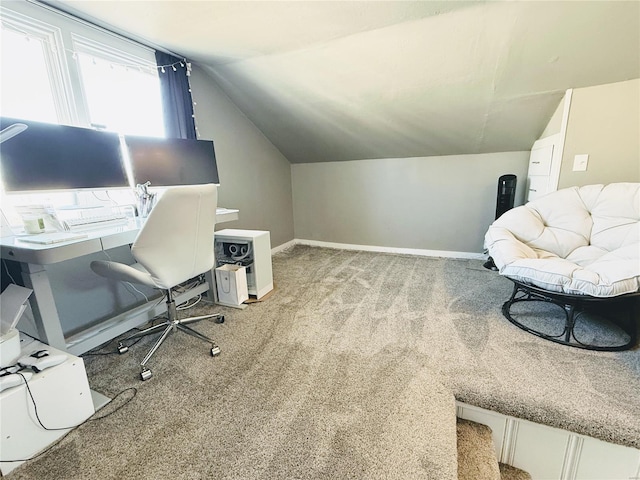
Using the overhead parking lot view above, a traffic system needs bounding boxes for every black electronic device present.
[124,135,220,187]
[484,174,518,271]
[495,174,517,219]
[0,117,129,193]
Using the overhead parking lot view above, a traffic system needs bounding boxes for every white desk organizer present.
[0,336,96,475]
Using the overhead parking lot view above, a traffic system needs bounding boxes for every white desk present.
[0,208,238,355]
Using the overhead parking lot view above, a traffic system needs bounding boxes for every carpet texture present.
[499,463,533,480]
[456,418,500,480]
[7,245,640,479]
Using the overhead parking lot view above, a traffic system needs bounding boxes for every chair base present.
[502,280,638,352]
[118,295,224,380]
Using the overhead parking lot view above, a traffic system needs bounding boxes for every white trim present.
[292,238,485,259]
[28,0,157,55]
[549,88,573,192]
[561,435,583,480]
[457,401,640,480]
[71,33,156,66]
[272,238,487,260]
[501,417,518,465]
[271,239,297,255]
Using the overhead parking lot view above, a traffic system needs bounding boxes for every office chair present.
[90,184,223,380]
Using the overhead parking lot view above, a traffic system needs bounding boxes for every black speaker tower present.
[495,174,517,220]
[484,174,517,271]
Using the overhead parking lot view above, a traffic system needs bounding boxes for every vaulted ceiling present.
[51,1,639,163]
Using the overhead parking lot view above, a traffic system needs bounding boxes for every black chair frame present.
[502,280,639,351]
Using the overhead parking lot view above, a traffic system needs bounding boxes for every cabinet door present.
[527,176,550,202]
[528,144,554,176]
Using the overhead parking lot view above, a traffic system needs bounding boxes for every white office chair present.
[90,184,223,380]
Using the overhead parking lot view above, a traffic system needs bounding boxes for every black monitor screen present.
[124,135,219,187]
[0,117,128,192]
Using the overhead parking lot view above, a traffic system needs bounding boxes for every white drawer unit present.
[527,144,554,176]
[526,133,563,202]
[527,175,551,201]
[214,229,273,299]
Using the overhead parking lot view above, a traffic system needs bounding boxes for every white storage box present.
[0,337,96,475]
[215,264,249,306]
[215,229,273,299]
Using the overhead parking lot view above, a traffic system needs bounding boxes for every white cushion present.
[485,183,640,297]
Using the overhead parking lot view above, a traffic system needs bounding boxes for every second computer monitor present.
[124,135,220,187]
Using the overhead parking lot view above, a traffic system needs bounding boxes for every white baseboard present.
[456,402,640,480]
[271,239,297,255]
[279,238,485,260]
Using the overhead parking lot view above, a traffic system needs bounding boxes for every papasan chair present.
[485,182,640,351]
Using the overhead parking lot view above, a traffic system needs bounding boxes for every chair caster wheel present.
[211,346,221,357]
[117,343,129,354]
[215,315,225,324]
[140,368,152,381]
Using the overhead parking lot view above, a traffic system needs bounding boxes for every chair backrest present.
[131,184,217,289]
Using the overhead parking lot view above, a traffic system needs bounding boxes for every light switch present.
[573,154,589,172]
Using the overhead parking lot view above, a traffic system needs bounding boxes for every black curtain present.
[155,51,196,139]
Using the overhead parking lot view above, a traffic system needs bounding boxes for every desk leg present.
[20,263,67,351]
[205,268,218,303]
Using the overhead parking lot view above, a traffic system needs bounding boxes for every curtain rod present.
[32,0,186,60]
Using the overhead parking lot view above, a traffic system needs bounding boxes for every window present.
[0,2,166,220]
[0,2,164,137]
[0,8,73,124]
[74,36,165,137]
[1,28,58,123]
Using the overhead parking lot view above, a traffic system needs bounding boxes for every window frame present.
[0,6,76,123]
[71,33,164,134]
[0,1,161,131]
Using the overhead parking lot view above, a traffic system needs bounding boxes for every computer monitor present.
[0,117,129,193]
[124,135,220,187]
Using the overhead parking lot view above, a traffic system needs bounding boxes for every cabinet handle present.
[532,161,541,164]
[529,188,537,192]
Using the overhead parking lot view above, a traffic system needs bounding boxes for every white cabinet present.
[525,89,572,203]
[528,144,554,176]
[526,132,566,202]
[527,171,552,201]
[215,229,273,299]
[0,337,95,475]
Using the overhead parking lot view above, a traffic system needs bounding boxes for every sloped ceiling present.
[51,1,639,163]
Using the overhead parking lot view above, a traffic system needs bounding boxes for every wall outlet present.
[573,154,589,172]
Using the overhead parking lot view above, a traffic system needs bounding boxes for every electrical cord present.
[124,281,150,303]
[82,315,164,356]
[177,294,202,310]
[101,249,151,303]
[2,258,18,284]
[0,372,137,463]
[91,191,111,203]
[81,336,144,356]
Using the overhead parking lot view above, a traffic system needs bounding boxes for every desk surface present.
[0,208,239,265]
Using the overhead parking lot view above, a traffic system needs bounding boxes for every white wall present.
[189,65,294,248]
[292,152,529,254]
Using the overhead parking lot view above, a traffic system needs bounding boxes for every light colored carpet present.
[456,418,501,480]
[456,417,533,479]
[7,245,640,479]
[499,462,533,480]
